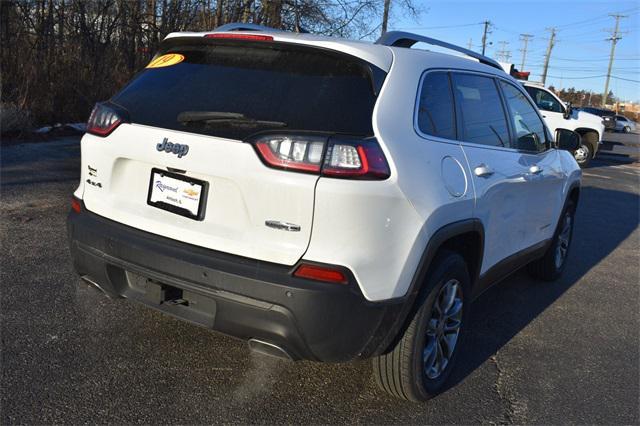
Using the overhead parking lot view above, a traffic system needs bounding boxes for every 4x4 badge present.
[156,138,189,158]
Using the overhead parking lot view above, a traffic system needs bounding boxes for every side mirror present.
[555,128,580,151]
[563,102,572,119]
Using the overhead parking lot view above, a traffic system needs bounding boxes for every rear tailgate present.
[80,37,384,265]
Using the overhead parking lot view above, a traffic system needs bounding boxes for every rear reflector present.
[293,264,348,284]
[71,197,82,213]
[205,33,274,41]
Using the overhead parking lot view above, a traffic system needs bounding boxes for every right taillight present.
[322,138,390,180]
[87,102,127,137]
[249,134,390,180]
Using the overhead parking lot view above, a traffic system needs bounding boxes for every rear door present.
[80,37,383,265]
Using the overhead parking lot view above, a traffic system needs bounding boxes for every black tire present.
[623,126,631,133]
[527,200,576,281]
[372,251,471,401]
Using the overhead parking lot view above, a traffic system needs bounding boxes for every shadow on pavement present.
[448,185,639,388]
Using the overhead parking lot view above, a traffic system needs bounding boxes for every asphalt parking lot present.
[1,132,638,424]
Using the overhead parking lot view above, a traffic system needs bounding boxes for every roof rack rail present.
[375,31,503,71]
[214,22,309,34]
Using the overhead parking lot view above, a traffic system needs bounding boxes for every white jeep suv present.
[67,24,582,401]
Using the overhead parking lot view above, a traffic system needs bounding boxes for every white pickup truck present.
[522,82,604,167]
[499,64,604,167]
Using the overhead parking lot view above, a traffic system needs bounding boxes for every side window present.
[524,86,564,113]
[451,73,510,147]
[416,72,456,139]
[499,81,548,152]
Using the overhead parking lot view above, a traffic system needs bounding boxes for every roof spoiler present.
[375,31,503,71]
[214,22,309,34]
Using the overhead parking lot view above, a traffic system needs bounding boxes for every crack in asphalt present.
[490,354,528,425]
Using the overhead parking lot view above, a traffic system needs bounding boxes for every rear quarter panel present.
[303,49,479,301]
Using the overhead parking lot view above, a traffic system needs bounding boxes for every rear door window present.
[112,39,384,140]
[451,73,510,148]
[416,72,456,139]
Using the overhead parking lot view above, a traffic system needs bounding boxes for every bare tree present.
[2,0,419,132]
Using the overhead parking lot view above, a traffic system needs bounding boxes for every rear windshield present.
[111,38,384,140]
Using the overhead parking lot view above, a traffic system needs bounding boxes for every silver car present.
[615,115,637,133]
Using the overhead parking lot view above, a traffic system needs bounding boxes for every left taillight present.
[87,102,127,137]
[249,134,390,180]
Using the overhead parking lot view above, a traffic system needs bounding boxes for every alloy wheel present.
[574,144,590,163]
[555,212,572,269]
[423,279,463,380]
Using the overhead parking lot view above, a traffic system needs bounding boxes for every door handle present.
[474,164,494,177]
[529,165,544,175]
[542,115,547,118]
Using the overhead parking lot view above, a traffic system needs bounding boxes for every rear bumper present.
[67,203,402,362]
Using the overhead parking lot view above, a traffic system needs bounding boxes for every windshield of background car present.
[111,38,385,140]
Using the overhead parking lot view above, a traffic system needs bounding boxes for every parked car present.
[615,115,636,133]
[579,107,617,131]
[67,24,582,402]
[522,82,604,168]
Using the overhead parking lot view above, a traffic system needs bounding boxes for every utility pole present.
[602,14,626,108]
[541,27,556,86]
[467,38,473,50]
[381,0,391,36]
[518,34,533,70]
[481,20,491,55]
[496,41,511,62]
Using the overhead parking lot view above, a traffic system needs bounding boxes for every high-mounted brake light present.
[293,263,348,284]
[249,134,390,180]
[204,33,274,41]
[87,102,126,137]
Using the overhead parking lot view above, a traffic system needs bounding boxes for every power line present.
[554,6,638,30]
[551,56,639,62]
[610,75,640,83]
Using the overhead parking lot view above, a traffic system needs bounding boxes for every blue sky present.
[386,0,640,103]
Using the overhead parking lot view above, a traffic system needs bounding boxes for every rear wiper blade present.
[177,111,287,127]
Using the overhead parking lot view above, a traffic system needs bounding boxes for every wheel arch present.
[370,219,485,356]
[574,127,600,149]
[568,182,580,206]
